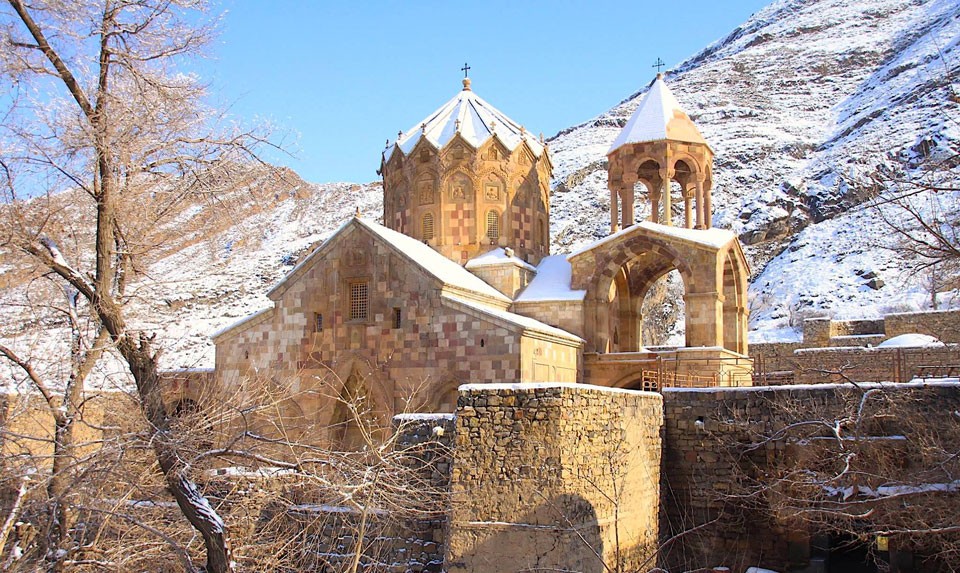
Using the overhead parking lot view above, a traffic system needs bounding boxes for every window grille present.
[315,313,323,332]
[422,212,435,240]
[393,307,402,329]
[349,282,368,321]
[486,210,500,240]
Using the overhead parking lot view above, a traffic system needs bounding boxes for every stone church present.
[206,74,751,447]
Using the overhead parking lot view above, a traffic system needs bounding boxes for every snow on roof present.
[355,218,510,303]
[515,255,586,302]
[210,306,274,340]
[267,217,510,304]
[383,79,545,162]
[443,295,583,344]
[458,381,658,396]
[877,333,945,348]
[607,74,709,155]
[571,220,734,258]
[464,247,536,272]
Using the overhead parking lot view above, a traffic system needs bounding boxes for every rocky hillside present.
[548,0,960,340]
[2,0,958,385]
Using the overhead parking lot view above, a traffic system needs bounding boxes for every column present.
[694,178,705,229]
[622,174,638,228]
[609,185,620,232]
[660,168,671,227]
[684,188,693,229]
[704,185,713,229]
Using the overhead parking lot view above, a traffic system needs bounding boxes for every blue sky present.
[204,1,771,183]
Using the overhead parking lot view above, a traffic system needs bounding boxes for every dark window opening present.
[349,281,369,321]
[393,307,402,329]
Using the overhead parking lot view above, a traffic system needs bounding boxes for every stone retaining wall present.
[660,381,960,572]
[445,383,663,573]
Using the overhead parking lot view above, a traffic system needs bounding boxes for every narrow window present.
[486,210,500,241]
[349,281,368,321]
[315,312,323,332]
[422,212,435,240]
[393,307,402,329]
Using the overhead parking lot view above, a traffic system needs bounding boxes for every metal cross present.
[652,58,665,73]
[461,62,471,78]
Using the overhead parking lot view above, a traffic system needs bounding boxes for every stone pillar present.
[694,178,705,229]
[684,188,693,229]
[622,185,635,229]
[684,291,725,348]
[622,174,638,229]
[704,185,713,229]
[596,295,610,353]
[660,168,672,227]
[610,184,620,233]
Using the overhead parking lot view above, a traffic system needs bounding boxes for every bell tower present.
[380,77,553,265]
[606,73,713,232]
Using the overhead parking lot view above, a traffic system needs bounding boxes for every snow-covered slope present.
[547,0,960,340]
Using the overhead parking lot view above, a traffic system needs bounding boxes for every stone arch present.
[444,169,474,202]
[722,248,749,354]
[585,234,695,353]
[431,380,461,413]
[327,359,391,450]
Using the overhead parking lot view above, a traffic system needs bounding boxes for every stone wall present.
[660,382,960,572]
[885,309,960,342]
[793,345,960,384]
[445,383,663,573]
[212,222,581,447]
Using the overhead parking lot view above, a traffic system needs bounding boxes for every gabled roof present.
[383,79,545,162]
[569,221,739,264]
[607,74,709,155]
[443,295,583,345]
[266,217,511,305]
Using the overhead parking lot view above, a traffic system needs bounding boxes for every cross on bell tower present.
[652,57,665,74]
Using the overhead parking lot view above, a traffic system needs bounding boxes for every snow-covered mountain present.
[2,0,959,383]
[548,0,960,340]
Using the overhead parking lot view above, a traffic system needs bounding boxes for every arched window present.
[422,212,435,240]
[486,210,500,241]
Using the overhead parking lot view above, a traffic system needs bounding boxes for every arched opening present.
[631,180,652,224]
[330,372,380,451]
[636,160,662,224]
[640,269,685,347]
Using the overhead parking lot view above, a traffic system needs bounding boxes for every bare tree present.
[0,1,280,570]
[720,381,960,570]
[869,146,960,304]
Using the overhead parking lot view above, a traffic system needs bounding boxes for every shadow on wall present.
[446,493,606,573]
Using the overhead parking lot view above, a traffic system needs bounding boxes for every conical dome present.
[607,74,709,155]
[383,79,545,162]
[380,78,553,267]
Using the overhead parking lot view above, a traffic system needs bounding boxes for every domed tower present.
[606,73,713,232]
[380,78,553,265]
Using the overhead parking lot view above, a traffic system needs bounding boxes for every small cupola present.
[606,74,714,232]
